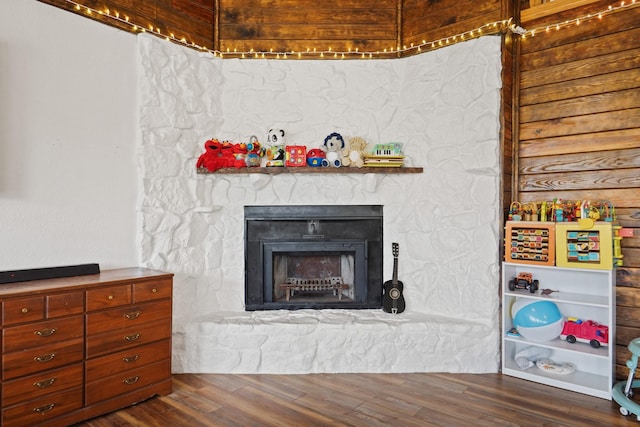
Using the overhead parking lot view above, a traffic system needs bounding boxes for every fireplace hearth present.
[244,205,383,310]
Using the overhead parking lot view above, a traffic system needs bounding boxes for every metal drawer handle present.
[124,333,140,342]
[34,378,56,388]
[124,311,141,320]
[35,327,57,337]
[33,403,55,414]
[21,307,29,313]
[152,288,158,293]
[34,352,56,363]
[123,354,140,363]
[123,376,140,385]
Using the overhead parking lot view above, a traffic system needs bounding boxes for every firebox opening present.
[245,205,383,311]
[265,240,367,306]
[273,253,355,303]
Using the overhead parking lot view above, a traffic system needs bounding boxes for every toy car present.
[508,272,539,293]
[560,318,608,348]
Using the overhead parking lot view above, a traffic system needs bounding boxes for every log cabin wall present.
[514,1,640,379]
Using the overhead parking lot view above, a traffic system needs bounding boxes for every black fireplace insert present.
[244,205,383,310]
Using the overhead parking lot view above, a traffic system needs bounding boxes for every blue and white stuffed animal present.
[321,132,344,167]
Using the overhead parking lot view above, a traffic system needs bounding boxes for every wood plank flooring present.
[74,373,639,426]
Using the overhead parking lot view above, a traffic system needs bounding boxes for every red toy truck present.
[560,318,608,348]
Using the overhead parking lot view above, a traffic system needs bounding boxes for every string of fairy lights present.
[61,0,639,58]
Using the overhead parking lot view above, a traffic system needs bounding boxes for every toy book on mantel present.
[505,199,632,270]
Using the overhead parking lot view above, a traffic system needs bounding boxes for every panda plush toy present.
[265,128,286,167]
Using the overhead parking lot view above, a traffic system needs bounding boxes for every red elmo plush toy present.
[232,143,248,168]
[197,139,235,172]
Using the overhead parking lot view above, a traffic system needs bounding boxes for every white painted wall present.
[0,1,138,270]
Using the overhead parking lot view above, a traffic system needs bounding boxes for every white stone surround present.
[137,33,503,374]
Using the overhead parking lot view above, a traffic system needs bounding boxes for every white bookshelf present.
[501,262,615,399]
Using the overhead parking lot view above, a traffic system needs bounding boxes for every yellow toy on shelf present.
[555,221,614,270]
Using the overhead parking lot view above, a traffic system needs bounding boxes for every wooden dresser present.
[0,268,173,427]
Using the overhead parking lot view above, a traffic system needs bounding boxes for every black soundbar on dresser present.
[0,263,100,284]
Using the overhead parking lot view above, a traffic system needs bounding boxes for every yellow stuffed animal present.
[342,137,368,168]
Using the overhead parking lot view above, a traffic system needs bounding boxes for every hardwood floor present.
[74,373,638,426]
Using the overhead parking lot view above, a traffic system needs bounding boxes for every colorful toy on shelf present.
[245,135,265,167]
[285,145,306,167]
[508,272,539,293]
[265,128,286,167]
[306,148,326,167]
[265,145,285,167]
[371,142,403,157]
[511,298,564,342]
[510,199,618,224]
[504,221,555,266]
[560,318,608,348]
[613,225,634,267]
[555,221,614,270]
[509,201,523,221]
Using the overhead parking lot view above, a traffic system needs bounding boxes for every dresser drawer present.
[133,278,172,302]
[86,318,172,358]
[86,299,171,336]
[3,296,45,325]
[2,386,83,427]
[86,340,170,381]
[3,316,84,353]
[85,359,171,405]
[2,363,83,407]
[3,337,84,380]
[86,284,132,311]
[47,291,84,318]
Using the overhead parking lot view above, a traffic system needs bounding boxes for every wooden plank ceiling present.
[36,0,507,58]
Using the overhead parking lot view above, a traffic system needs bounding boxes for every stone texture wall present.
[137,33,503,373]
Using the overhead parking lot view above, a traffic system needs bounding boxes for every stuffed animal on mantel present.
[342,137,368,168]
[265,128,286,167]
[321,132,345,167]
[197,138,234,172]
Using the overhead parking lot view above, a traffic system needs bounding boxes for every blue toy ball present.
[512,299,564,342]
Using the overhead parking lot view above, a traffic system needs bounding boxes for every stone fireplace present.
[137,33,503,374]
[244,205,383,310]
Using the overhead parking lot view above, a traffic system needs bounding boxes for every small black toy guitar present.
[382,242,405,314]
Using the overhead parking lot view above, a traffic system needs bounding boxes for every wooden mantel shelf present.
[197,167,423,174]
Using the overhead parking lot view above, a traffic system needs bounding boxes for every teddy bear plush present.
[321,132,345,167]
[342,137,368,168]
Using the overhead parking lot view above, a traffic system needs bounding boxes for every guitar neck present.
[392,257,398,285]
